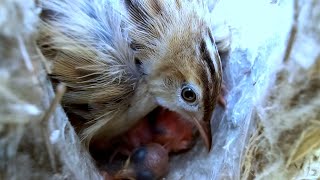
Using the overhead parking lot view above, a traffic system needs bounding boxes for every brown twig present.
[283,0,300,63]
[35,42,53,74]
[41,82,66,172]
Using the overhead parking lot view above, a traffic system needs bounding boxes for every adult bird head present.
[124,0,223,151]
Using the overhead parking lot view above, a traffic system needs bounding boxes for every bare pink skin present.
[119,107,195,155]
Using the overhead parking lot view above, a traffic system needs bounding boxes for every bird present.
[95,106,196,162]
[37,0,230,155]
[114,143,169,180]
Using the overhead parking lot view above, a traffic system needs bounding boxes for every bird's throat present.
[127,79,158,125]
[89,78,157,149]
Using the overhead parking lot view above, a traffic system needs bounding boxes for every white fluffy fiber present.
[0,0,102,179]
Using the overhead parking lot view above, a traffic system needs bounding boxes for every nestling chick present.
[95,107,195,161]
[122,107,195,153]
[114,143,169,180]
[38,0,229,152]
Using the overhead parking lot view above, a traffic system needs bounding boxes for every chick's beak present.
[191,115,212,152]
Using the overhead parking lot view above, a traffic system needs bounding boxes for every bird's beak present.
[191,115,212,152]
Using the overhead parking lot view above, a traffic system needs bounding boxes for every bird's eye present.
[181,86,197,103]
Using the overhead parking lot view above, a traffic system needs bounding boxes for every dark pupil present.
[182,88,196,102]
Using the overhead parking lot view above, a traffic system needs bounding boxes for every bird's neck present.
[127,78,158,122]
[90,78,157,143]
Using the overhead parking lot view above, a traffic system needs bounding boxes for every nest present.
[0,0,101,179]
[0,0,319,179]
[241,0,320,178]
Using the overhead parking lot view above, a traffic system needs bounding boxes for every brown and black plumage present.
[38,0,230,151]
